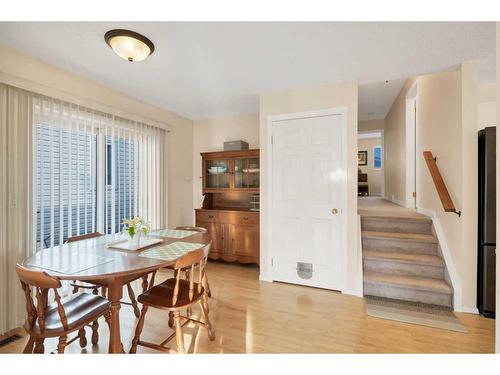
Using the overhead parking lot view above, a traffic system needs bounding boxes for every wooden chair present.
[16,264,111,354]
[175,226,212,298]
[129,245,215,354]
[147,226,212,301]
[66,232,142,318]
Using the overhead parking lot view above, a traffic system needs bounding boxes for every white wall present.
[192,113,259,211]
[0,43,194,227]
[259,81,361,296]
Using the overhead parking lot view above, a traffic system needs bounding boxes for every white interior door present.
[271,113,345,290]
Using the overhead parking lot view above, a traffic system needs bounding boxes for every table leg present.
[107,279,124,354]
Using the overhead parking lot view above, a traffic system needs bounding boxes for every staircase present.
[361,214,454,308]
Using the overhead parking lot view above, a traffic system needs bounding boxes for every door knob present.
[331,208,339,215]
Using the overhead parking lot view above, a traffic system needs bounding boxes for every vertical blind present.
[0,84,34,334]
[0,83,169,335]
[33,96,168,250]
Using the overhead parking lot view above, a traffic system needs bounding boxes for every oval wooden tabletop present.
[22,230,211,281]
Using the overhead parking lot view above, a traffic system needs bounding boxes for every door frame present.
[405,79,419,209]
[357,129,385,197]
[266,107,348,291]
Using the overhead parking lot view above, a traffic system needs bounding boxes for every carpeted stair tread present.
[362,230,437,243]
[364,271,453,294]
[361,214,432,223]
[363,250,444,267]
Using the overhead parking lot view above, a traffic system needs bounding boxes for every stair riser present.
[362,237,437,255]
[361,219,432,235]
[364,282,452,308]
[363,259,444,279]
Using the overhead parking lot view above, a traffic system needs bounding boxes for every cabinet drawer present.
[225,212,259,226]
[196,210,220,223]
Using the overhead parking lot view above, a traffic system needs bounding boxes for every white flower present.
[123,217,151,238]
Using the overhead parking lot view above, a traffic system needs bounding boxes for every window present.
[34,123,97,249]
[34,97,166,251]
[105,134,137,235]
[373,146,382,169]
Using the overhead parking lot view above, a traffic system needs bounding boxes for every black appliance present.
[477,127,496,318]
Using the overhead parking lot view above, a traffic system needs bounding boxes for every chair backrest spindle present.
[66,232,103,243]
[170,245,209,307]
[53,289,69,330]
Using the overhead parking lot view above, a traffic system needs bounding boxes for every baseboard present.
[417,207,436,218]
[342,289,364,298]
[418,207,463,312]
[355,214,364,297]
[457,306,479,314]
[259,275,273,282]
[389,195,406,207]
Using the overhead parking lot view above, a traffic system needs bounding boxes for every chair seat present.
[138,278,205,309]
[26,293,110,337]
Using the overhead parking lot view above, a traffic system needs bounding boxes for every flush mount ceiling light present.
[104,29,155,62]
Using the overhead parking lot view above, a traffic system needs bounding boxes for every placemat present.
[139,241,205,261]
[150,229,197,239]
[26,254,114,275]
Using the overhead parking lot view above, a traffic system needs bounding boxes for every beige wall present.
[381,65,480,311]
[460,61,479,310]
[0,43,194,227]
[192,113,259,211]
[384,77,417,203]
[358,137,383,195]
[358,119,385,132]
[416,64,480,311]
[478,83,497,128]
[259,81,360,295]
[417,70,464,306]
[496,22,499,353]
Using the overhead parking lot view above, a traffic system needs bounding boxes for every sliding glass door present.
[33,97,164,251]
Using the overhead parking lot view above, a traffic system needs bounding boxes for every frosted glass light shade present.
[105,30,154,62]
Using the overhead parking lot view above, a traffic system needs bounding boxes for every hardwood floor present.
[0,261,495,353]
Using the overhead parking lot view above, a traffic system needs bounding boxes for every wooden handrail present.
[423,151,461,217]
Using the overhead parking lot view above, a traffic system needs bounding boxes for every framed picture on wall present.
[358,151,368,166]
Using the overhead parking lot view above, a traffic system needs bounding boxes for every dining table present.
[21,229,212,354]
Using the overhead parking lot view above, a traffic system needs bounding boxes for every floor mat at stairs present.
[365,295,467,333]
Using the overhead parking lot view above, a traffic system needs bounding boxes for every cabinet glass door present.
[234,158,260,189]
[205,159,231,189]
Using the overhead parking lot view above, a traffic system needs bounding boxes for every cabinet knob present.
[243,217,249,220]
[208,215,214,219]
[331,208,339,215]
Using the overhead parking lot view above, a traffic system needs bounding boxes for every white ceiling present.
[358,79,406,121]
[0,22,495,121]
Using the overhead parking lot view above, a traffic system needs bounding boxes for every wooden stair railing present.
[423,151,461,217]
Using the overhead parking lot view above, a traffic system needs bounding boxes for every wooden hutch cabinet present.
[195,149,260,265]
